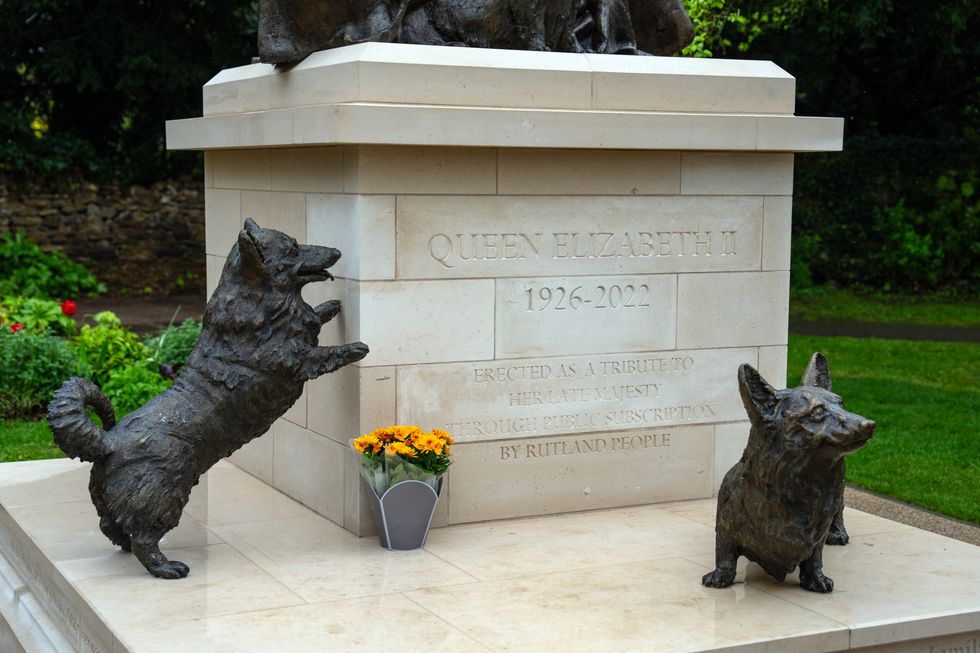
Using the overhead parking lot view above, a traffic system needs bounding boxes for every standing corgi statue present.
[702,353,875,593]
[48,219,368,579]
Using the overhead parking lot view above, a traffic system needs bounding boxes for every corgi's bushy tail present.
[47,377,116,462]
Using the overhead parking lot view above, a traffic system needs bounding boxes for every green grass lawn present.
[788,334,980,524]
[0,419,63,463]
[791,288,980,328]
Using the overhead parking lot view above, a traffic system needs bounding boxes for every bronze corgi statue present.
[702,353,875,593]
[48,219,368,578]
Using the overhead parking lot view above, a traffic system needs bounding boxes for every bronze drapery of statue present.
[258,0,694,63]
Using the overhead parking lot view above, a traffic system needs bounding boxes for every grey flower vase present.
[365,477,443,550]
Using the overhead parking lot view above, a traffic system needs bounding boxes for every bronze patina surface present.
[258,0,694,63]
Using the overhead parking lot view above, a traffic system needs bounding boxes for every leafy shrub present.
[101,363,172,417]
[870,202,942,292]
[867,172,980,293]
[145,318,202,367]
[0,330,79,418]
[71,311,151,388]
[0,231,106,299]
[0,296,76,336]
[792,135,979,295]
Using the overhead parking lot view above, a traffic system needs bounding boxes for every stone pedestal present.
[3,460,980,653]
[167,42,843,535]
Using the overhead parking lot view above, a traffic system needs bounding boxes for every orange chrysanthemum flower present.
[368,427,396,443]
[431,428,455,445]
[385,441,416,458]
[353,434,383,454]
[392,425,423,442]
[413,432,444,454]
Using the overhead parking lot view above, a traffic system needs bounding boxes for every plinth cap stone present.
[167,42,843,153]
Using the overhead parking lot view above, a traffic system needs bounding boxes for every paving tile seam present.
[433,502,700,532]
[197,530,487,602]
[202,524,488,595]
[1,497,106,511]
[400,591,496,652]
[186,512,313,527]
[408,549,487,586]
[201,527,286,576]
[423,550,719,585]
[660,507,717,530]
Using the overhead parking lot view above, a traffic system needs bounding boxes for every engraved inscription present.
[929,637,979,653]
[446,405,716,438]
[525,282,655,311]
[499,432,670,460]
[428,232,543,268]
[496,274,677,357]
[398,196,765,278]
[398,348,750,441]
[430,229,737,269]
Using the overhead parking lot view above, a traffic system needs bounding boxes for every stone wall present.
[0,177,206,296]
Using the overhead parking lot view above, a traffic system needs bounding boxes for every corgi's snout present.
[861,419,875,432]
[860,419,876,438]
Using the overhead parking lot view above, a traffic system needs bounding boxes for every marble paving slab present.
[1,459,978,653]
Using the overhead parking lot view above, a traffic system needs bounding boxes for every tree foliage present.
[0,0,258,182]
[686,0,980,294]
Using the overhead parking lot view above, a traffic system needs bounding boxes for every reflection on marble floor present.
[1,459,978,653]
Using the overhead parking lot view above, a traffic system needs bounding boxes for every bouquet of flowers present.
[352,426,454,497]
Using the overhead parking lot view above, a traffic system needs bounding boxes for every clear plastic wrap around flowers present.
[351,426,454,497]
[359,453,442,497]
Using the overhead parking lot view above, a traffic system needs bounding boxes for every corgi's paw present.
[344,342,370,362]
[800,572,834,593]
[826,525,849,546]
[315,300,342,324]
[702,568,736,588]
[150,560,190,579]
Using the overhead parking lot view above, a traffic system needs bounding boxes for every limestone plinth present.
[167,43,844,535]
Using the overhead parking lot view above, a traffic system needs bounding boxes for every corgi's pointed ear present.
[237,218,266,273]
[739,363,778,423]
[800,352,832,390]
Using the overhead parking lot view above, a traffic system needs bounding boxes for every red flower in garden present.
[61,300,78,316]
[10,323,25,334]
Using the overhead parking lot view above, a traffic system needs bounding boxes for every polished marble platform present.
[1,458,978,653]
